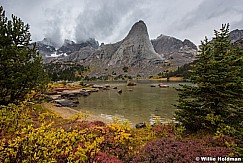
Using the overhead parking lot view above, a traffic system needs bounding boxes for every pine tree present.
[0,6,48,105]
[175,24,243,132]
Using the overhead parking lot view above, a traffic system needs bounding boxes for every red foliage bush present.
[152,124,176,137]
[131,138,233,163]
[93,152,123,163]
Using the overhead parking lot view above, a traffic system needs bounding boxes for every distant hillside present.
[44,63,89,81]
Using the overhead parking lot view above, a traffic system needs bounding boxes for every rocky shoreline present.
[42,102,113,124]
[46,85,105,107]
[44,83,120,124]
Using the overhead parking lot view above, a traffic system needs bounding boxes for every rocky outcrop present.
[151,34,198,67]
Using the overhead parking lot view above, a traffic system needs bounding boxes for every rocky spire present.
[108,20,163,66]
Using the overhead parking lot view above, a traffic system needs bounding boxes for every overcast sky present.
[1,0,243,47]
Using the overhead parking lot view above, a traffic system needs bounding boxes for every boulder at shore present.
[55,99,77,107]
[127,81,136,86]
[135,122,146,128]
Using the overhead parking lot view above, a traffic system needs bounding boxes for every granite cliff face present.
[151,34,198,67]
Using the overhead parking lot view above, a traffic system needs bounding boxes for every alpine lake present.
[73,80,185,125]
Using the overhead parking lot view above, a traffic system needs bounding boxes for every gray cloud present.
[171,0,243,44]
[43,8,63,47]
[1,0,243,46]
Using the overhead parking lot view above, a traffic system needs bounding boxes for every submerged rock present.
[158,83,169,88]
[104,84,110,88]
[118,89,123,94]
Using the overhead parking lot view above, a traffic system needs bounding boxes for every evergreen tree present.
[175,24,243,132]
[0,6,48,105]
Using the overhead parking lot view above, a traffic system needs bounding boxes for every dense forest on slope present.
[157,62,194,79]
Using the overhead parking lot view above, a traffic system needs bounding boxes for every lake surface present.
[74,81,183,125]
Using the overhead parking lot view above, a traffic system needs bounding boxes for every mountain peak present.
[125,20,147,39]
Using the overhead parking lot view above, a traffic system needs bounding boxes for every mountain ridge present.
[37,21,243,79]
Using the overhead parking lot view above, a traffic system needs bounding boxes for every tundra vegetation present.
[0,6,242,162]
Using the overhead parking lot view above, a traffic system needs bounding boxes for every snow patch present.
[47,52,67,58]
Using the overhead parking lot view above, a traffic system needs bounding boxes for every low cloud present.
[74,0,148,43]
